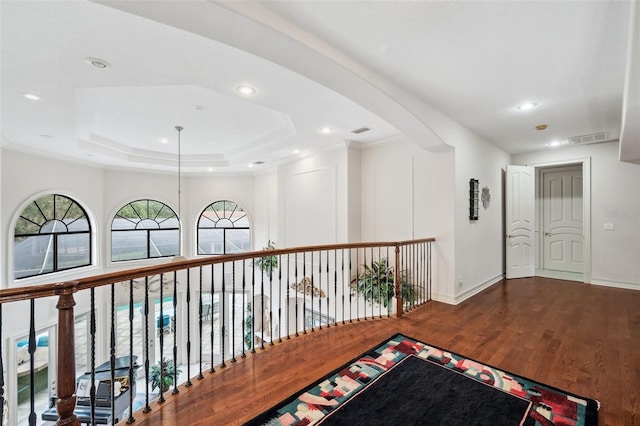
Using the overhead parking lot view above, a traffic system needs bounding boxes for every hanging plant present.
[351,258,414,308]
[252,240,279,276]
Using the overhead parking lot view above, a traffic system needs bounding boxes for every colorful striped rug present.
[246,333,599,425]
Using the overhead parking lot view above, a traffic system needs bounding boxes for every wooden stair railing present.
[0,238,433,425]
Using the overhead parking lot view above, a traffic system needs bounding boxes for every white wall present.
[2,150,105,285]
[182,173,255,255]
[450,135,510,303]
[253,170,278,249]
[0,149,266,342]
[512,141,640,288]
[404,109,510,303]
[346,142,362,243]
[0,146,3,289]
[277,147,350,247]
[360,136,455,302]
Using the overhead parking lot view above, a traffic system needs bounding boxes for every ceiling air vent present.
[351,127,371,134]
[567,132,608,145]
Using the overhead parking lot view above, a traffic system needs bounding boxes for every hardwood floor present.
[123,277,640,426]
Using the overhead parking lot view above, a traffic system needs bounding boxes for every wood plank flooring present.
[122,277,640,426]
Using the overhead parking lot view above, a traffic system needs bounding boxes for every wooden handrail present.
[0,239,435,303]
[0,238,434,425]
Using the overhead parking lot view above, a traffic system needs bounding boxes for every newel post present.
[55,284,80,426]
[394,245,403,317]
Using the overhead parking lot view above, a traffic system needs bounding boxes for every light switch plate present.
[604,223,614,231]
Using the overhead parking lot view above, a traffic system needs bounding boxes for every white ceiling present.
[1,0,637,174]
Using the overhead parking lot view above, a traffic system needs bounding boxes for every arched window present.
[197,200,250,255]
[111,199,179,261]
[14,194,91,279]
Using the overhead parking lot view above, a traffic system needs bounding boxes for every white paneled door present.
[542,167,583,273]
[506,165,535,278]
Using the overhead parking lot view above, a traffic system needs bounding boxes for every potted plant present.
[351,258,415,308]
[244,302,253,351]
[149,358,182,393]
[252,240,278,276]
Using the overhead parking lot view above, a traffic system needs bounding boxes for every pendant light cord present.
[175,126,183,252]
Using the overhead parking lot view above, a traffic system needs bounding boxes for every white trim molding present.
[432,273,504,305]
[591,278,640,291]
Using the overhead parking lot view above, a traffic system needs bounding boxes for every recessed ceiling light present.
[248,163,254,168]
[85,57,111,69]
[320,127,333,134]
[24,93,41,101]
[207,167,214,172]
[547,140,566,148]
[159,138,169,144]
[236,84,257,96]
[516,102,538,111]
[293,149,300,154]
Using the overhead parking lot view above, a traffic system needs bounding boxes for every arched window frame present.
[13,193,92,280]
[111,199,180,262]
[197,200,251,255]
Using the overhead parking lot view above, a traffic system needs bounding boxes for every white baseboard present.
[432,274,504,305]
[590,278,640,291]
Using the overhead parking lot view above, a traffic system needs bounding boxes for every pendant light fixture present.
[173,125,186,261]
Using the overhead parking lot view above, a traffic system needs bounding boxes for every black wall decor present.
[469,178,479,220]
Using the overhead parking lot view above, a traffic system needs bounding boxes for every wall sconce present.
[469,178,479,220]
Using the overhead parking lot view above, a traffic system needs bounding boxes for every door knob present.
[544,232,552,236]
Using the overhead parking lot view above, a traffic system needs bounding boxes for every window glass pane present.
[54,195,72,221]
[225,229,250,253]
[57,233,91,269]
[33,194,55,220]
[42,219,67,233]
[115,302,144,360]
[112,230,147,261]
[111,199,178,261]
[19,199,47,229]
[198,229,224,255]
[232,215,250,227]
[153,202,175,220]
[198,210,217,228]
[197,200,250,255]
[129,200,149,219]
[157,216,179,229]
[136,218,160,230]
[75,315,89,376]
[15,216,41,235]
[116,203,142,221]
[66,217,90,232]
[112,217,137,230]
[216,218,233,228]
[149,229,179,257]
[14,194,91,278]
[14,235,54,278]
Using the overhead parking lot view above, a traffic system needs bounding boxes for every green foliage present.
[149,358,182,392]
[244,302,253,350]
[15,194,88,235]
[116,200,175,220]
[352,258,414,308]
[252,240,278,276]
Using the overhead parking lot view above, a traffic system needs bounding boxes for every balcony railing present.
[0,238,433,425]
